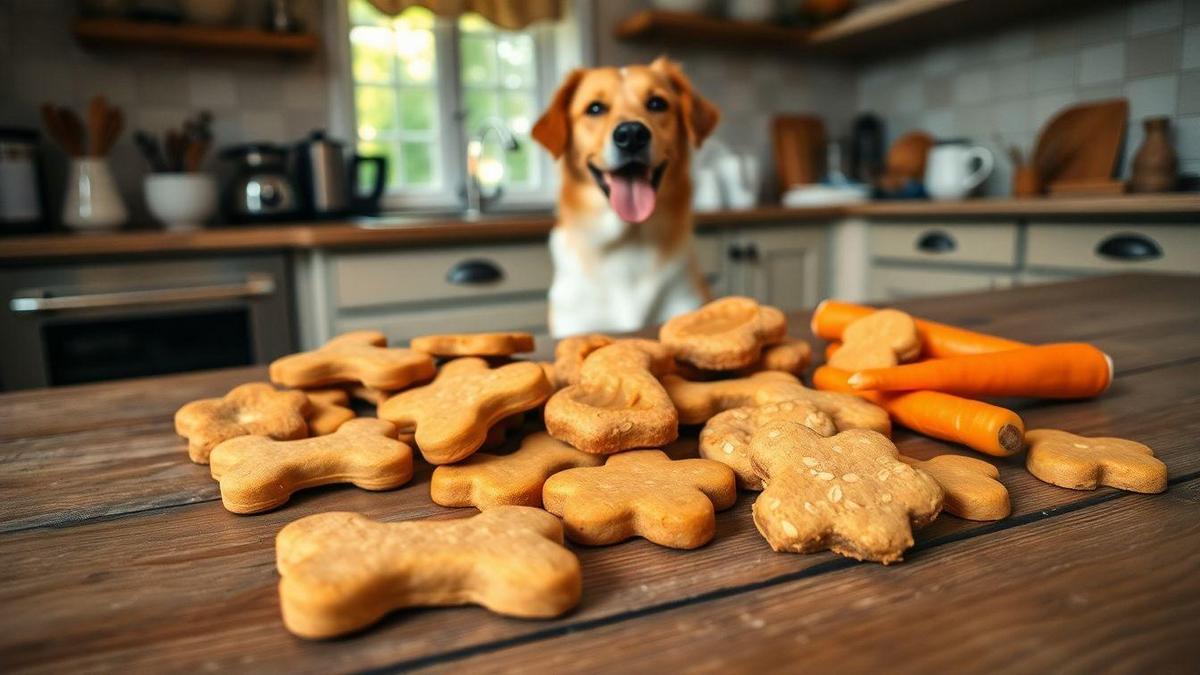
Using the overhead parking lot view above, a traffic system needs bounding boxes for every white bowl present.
[144,173,217,231]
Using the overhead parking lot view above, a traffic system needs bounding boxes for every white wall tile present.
[990,99,1033,137]
[1032,53,1077,92]
[952,70,991,105]
[921,108,956,138]
[1078,6,1129,44]
[1125,74,1181,120]
[992,61,1032,98]
[188,68,238,110]
[893,80,924,114]
[239,111,289,143]
[989,30,1035,62]
[1176,114,1200,160]
[921,46,960,76]
[1079,42,1127,85]
[1031,91,1076,130]
[1130,0,1183,35]
[1183,25,1200,68]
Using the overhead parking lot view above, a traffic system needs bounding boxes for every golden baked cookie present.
[542,449,737,549]
[175,382,309,464]
[209,418,412,514]
[544,341,678,454]
[828,309,921,371]
[303,388,356,436]
[411,332,535,358]
[900,454,1010,521]
[1025,429,1167,493]
[750,421,942,564]
[431,431,604,509]
[276,507,581,639]
[377,357,553,464]
[659,296,788,370]
[269,330,436,390]
[663,370,891,435]
[700,400,836,490]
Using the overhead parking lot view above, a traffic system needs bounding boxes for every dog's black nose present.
[612,121,650,153]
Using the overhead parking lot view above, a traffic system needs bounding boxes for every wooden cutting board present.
[1034,98,1129,189]
[773,115,826,190]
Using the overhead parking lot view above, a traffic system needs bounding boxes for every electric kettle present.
[294,131,387,217]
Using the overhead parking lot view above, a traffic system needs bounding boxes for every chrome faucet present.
[464,117,519,220]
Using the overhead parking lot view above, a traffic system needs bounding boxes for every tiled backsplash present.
[857,0,1200,196]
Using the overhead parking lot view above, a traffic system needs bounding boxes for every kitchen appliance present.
[924,140,994,201]
[0,255,293,391]
[849,113,884,184]
[0,127,47,234]
[294,131,387,217]
[221,144,299,222]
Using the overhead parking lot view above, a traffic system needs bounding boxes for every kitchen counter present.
[1,194,1196,262]
[1,274,1197,671]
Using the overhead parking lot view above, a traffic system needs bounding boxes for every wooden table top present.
[1,273,1198,673]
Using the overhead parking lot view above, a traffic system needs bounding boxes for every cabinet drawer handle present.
[1095,233,1163,262]
[916,230,956,254]
[446,258,504,285]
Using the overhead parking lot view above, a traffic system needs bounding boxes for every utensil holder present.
[62,158,127,231]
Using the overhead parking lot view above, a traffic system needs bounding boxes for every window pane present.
[348,0,384,26]
[506,141,534,185]
[501,91,534,135]
[358,140,403,190]
[497,35,535,89]
[459,12,491,34]
[398,88,436,132]
[462,89,499,134]
[460,35,496,86]
[400,142,436,186]
[355,86,398,139]
[395,26,435,84]
[393,5,435,30]
[350,27,394,83]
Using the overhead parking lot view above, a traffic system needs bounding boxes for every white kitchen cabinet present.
[718,224,828,312]
[869,266,1014,301]
[870,221,1019,267]
[1025,223,1200,275]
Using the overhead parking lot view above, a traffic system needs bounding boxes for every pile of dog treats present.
[174,296,1167,639]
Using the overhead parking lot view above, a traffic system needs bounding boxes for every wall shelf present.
[72,18,319,56]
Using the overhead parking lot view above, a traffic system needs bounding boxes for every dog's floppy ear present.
[533,69,585,159]
[651,56,720,148]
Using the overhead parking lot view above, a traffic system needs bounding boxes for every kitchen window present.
[341,0,583,210]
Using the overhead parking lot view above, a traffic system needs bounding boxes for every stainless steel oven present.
[0,254,294,390]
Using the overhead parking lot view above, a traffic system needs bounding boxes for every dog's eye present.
[646,96,669,112]
[585,101,607,116]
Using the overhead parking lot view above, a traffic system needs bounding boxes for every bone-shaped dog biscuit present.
[175,382,309,464]
[552,335,674,387]
[303,388,355,436]
[431,432,604,509]
[270,330,436,390]
[900,454,1010,520]
[750,421,943,564]
[664,370,891,435]
[411,332,535,358]
[378,357,553,464]
[1025,429,1167,493]
[677,337,815,380]
[209,418,412,514]
[542,450,737,549]
[828,309,921,371]
[700,400,836,490]
[660,296,788,370]
[276,506,582,639]
[544,341,679,454]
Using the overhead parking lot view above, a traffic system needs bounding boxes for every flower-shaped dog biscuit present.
[276,506,581,639]
[700,400,836,490]
[900,454,1010,521]
[1025,429,1167,493]
[660,296,788,370]
[175,382,309,464]
[750,421,943,564]
[431,432,604,509]
[664,370,891,435]
[828,309,921,372]
[303,388,356,436]
[544,342,678,454]
[543,450,737,549]
[378,358,553,464]
[270,330,436,391]
[411,332,535,358]
[209,418,412,514]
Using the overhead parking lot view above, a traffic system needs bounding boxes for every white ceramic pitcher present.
[924,141,994,200]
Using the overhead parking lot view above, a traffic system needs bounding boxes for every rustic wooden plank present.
[1,355,1196,672]
[435,478,1200,675]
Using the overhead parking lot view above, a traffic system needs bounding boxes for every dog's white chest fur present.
[548,212,702,337]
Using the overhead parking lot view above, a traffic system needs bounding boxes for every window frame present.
[330,1,591,213]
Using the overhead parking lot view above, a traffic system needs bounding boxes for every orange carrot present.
[811,300,1026,358]
[848,342,1113,399]
[813,366,1024,456]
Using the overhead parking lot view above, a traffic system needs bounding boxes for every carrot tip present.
[998,424,1025,456]
[810,299,829,335]
[1102,351,1114,389]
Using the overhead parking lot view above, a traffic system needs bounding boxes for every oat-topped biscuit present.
[378,357,553,464]
[700,400,836,490]
[276,507,581,638]
[270,331,435,391]
[750,421,943,564]
[659,296,788,370]
[175,382,309,464]
[1025,429,1167,493]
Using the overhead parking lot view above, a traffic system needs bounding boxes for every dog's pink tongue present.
[607,173,656,224]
